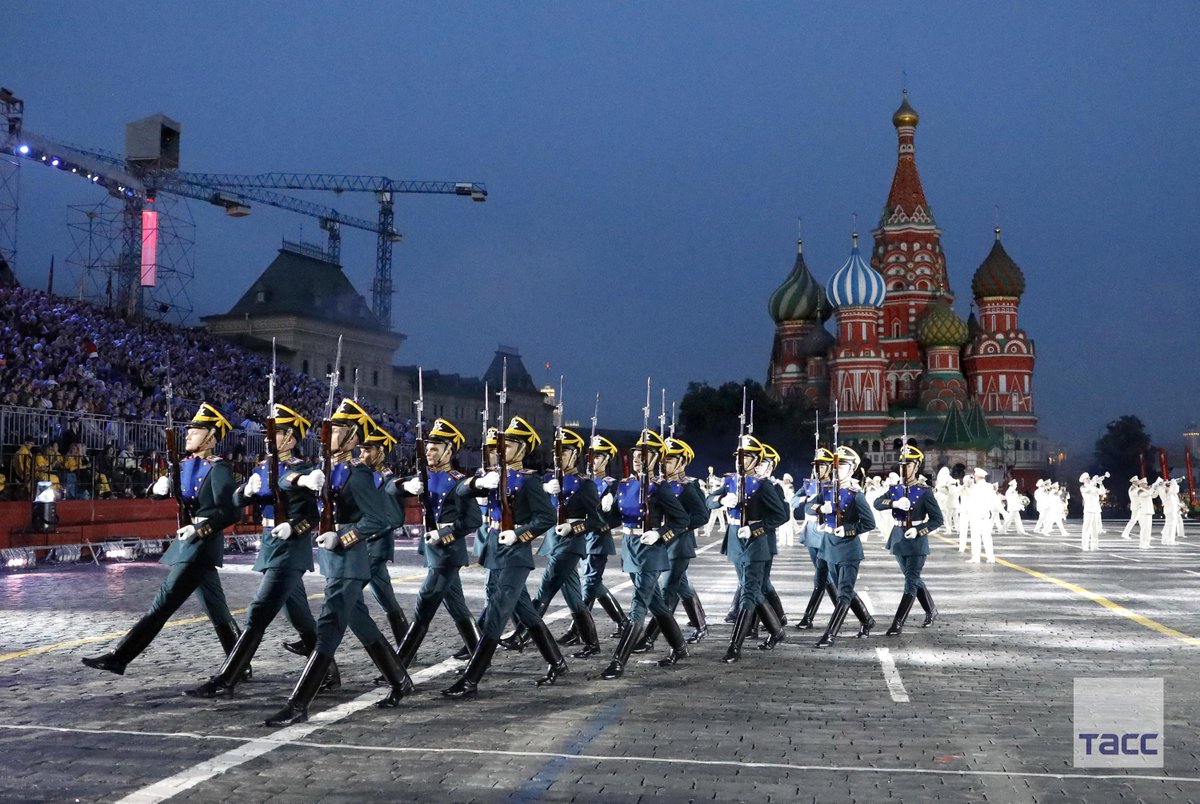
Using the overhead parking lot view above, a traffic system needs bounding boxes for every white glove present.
[886,472,901,486]
[554,522,574,537]
[476,471,501,490]
[600,493,613,512]
[820,501,834,515]
[401,477,423,495]
[498,529,518,546]
[720,493,739,509]
[424,529,441,545]
[271,521,293,540]
[151,476,170,496]
[543,478,561,495]
[893,497,912,512]
[175,524,198,543]
[243,472,263,496]
[834,526,848,538]
[641,529,661,545]
[297,469,325,492]
[317,531,339,550]
[903,527,919,540]
[737,526,751,541]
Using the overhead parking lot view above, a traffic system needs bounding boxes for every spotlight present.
[17,144,29,155]
[39,154,46,161]
[50,157,59,166]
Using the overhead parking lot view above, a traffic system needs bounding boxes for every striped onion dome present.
[768,240,823,323]
[916,295,969,347]
[827,233,885,309]
[971,228,1026,298]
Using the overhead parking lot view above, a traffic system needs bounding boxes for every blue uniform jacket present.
[160,456,239,568]
[874,482,944,557]
[458,468,556,571]
[584,475,619,556]
[392,468,479,568]
[715,474,789,566]
[318,461,387,581]
[806,485,875,565]
[665,478,709,560]
[235,457,320,573]
[617,476,691,574]
[538,471,602,559]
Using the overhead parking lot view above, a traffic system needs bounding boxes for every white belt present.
[262,518,276,527]
[627,527,643,536]
[335,522,353,530]
[191,516,208,525]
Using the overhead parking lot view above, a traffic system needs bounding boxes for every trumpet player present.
[1000,479,1028,535]
[1079,472,1106,551]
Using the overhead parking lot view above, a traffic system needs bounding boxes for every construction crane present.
[177,172,488,327]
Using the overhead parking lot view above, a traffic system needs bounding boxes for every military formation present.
[77,364,967,728]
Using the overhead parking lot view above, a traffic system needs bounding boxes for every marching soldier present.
[185,403,330,698]
[873,444,944,635]
[389,418,483,668]
[558,435,628,647]
[810,445,876,649]
[502,427,605,659]
[357,421,411,650]
[633,436,711,654]
[442,416,565,699]
[793,448,838,630]
[600,429,692,679]
[713,435,789,663]
[757,443,790,634]
[264,399,413,726]
[83,402,243,675]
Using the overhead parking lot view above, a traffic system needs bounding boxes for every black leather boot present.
[264,651,333,726]
[570,609,601,659]
[365,639,413,707]
[795,587,824,630]
[917,586,939,627]
[597,591,629,639]
[453,615,486,659]
[395,619,430,669]
[823,582,839,606]
[632,618,659,654]
[528,620,568,687]
[82,618,157,675]
[747,611,760,640]
[499,624,532,652]
[556,622,581,646]
[887,593,916,636]
[655,614,688,667]
[386,609,409,647]
[321,658,341,691]
[765,588,787,627]
[721,608,754,663]
[756,602,785,650]
[283,632,316,657]
[683,596,708,643]
[849,594,876,638]
[442,635,499,700]
[185,626,264,698]
[214,622,250,678]
[455,616,482,657]
[600,620,643,680]
[815,599,851,649]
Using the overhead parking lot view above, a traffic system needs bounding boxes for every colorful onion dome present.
[893,91,919,128]
[799,323,836,356]
[817,284,834,322]
[916,295,969,347]
[971,228,1026,298]
[768,240,824,323]
[827,233,886,309]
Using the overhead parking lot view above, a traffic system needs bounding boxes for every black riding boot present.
[683,596,709,643]
[600,620,644,680]
[795,587,824,630]
[756,602,785,650]
[849,594,876,638]
[632,618,660,654]
[395,619,430,669]
[185,626,264,698]
[655,613,688,667]
[82,613,161,675]
[282,631,316,656]
[887,593,916,636]
[453,614,486,659]
[386,609,409,647]
[597,591,629,639]
[764,588,787,626]
[815,599,852,649]
[264,651,333,726]
[721,608,754,663]
[917,586,939,627]
[442,635,499,699]
[455,616,482,657]
[499,623,532,652]
[570,609,601,658]
[365,639,413,707]
[823,582,839,606]
[528,620,568,687]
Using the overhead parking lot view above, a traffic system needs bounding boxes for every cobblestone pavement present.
[2,519,1199,802]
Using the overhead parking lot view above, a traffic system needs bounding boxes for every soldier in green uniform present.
[442,416,564,699]
[83,402,243,675]
[357,420,410,652]
[390,418,483,668]
[264,399,412,726]
[755,443,790,648]
[184,403,331,697]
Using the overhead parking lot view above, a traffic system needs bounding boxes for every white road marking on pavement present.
[875,647,909,703]
[4,722,1200,786]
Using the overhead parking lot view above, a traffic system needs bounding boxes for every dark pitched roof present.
[220,247,381,330]
[481,348,539,394]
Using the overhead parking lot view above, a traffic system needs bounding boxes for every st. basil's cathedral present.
[766,92,1042,484]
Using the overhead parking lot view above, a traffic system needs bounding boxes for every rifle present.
[900,411,911,527]
[552,375,566,526]
[832,401,842,528]
[414,367,437,533]
[640,377,652,532]
[735,385,748,516]
[658,388,667,439]
[163,368,187,529]
[480,382,490,471]
[497,358,514,532]
[669,401,677,439]
[586,392,599,476]
[319,335,342,534]
[266,337,288,522]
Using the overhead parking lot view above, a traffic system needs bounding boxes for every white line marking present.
[1184,570,1200,577]
[876,646,909,703]
[6,723,1199,785]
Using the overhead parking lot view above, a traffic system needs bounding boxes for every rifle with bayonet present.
[497,359,514,532]
[586,392,599,476]
[900,412,911,528]
[163,367,187,529]
[414,367,437,533]
[736,386,748,516]
[319,335,343,534]
[266,337,288,523]
[552,375,566,526]
[640,378,652,532]
[832,401,842,528]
